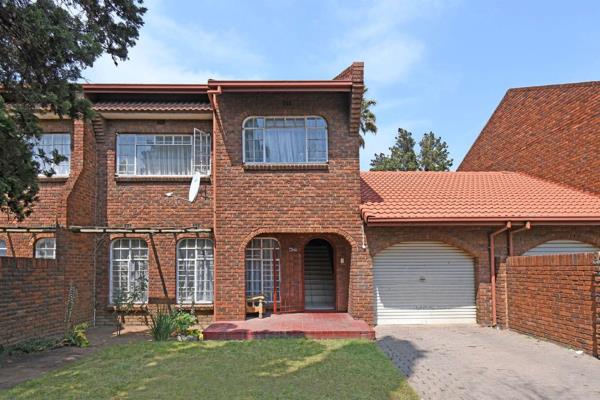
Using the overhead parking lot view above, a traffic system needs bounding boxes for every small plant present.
[149,307,175,341]
[113,276,148,335]
[64,323,90,347]
[172,311,197,336]
[5,338,59,355]
[64,282,77,334]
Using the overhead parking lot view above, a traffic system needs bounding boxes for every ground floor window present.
[245,238,280,302]
[0,240,6,256]
[35,238,56,259]
[177,238,214,303]
[110,239,148,303]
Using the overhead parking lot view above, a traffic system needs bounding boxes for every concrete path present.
[377,325,600,400]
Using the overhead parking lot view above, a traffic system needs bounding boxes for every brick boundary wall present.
[0,258,66,346]
[499,253,599,357]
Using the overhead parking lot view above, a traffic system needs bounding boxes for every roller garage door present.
[374,241,476,325]
[523,240,599,255]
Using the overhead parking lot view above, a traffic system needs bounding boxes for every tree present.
[359,87,377,148]
[418,131,453,171]
[0,0,146,221]
[370,128,419,171]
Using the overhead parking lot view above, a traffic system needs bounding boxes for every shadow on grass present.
[1,338,418,400]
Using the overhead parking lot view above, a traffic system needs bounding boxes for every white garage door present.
[523,240,599,255]
[374,241,476,325]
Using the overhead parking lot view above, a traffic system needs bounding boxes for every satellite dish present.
[188,172,201,202]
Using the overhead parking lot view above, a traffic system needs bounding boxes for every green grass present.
[0,339,417,400]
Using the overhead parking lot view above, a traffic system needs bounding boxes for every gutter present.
[489,222,511,327]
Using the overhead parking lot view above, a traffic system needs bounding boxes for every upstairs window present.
[243,117,328,164]
[116,129,211,176]
[35,238,56,259]
[33,134,71,176]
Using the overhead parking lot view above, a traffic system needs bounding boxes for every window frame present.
[0,239,6,257]
[109,238,149,304]
[176,238,214,304]
[242,116,328,165]
[34,133,71,177]
[115,130,211,177]
[35,238,56,259]
[245,237,281,303]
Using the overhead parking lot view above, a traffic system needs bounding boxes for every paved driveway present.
[377,325,600,400]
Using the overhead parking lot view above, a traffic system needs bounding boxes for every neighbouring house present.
[459,81,600,195]
[1,65,600,343]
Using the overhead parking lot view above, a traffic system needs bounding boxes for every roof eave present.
[363,216,600,226]
[206,80,353,92]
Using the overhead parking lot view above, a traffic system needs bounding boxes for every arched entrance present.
[304,239,335,310]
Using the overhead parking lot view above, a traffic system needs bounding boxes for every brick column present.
[594,264,600,358]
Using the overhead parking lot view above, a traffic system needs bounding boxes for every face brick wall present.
[459,83,600,195]
[0,258,65,346]
[499,253,599,357]
[93,118,214,320]
[365,225,600,325]
[211,91,370,322]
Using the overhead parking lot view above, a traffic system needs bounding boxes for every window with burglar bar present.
[110,239,148,303]
[177,239,214,303]
[35,238,56,259]
[116,129,211,176]
[245,238,280,302]
[243,116,328,164]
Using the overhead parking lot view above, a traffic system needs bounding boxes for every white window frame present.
[242,116,328,164]
[35,238,56,259]
[176,238,214,304]
[34,133,71,177]
[245,237,281,303]
[115,130,211,177]
[0,239,6,257]
[109,238,149,304]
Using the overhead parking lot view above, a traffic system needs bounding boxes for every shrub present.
[172,311,197,336]
[64,323,90,347]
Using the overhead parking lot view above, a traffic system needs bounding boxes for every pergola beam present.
[68,226,212,234]
[0,226,56,233]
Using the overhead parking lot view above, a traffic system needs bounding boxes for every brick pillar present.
[594,265,600,358]
[348,245,374,326]
[213,235,246,321]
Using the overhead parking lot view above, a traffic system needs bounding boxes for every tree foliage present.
[370,128,453,171]
[418,131,453,171]
[370,128,419,171]
[359,87,377,148]
[0,0,146,221]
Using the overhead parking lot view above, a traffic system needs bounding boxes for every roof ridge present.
[507,80,600,92]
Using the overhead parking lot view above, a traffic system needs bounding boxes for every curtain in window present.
[244,117,327,164]
[0,240,7,256]
[35,238,56,259]
[177,239,214,303]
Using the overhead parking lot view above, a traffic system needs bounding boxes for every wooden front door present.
[278,247,304,313]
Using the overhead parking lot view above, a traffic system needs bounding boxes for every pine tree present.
[369,128,419,171]
[418,131,453,171]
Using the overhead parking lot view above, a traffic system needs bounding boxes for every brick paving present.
[377,325,600,400]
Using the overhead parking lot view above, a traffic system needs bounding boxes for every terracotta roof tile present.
[93,102,212,112]
[360,171,600,223]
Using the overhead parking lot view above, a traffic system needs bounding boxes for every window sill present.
[243,163,329,171]
[115,175,211,183]
[38,176,69,183]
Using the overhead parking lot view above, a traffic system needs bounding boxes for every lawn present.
[0,339,417,400]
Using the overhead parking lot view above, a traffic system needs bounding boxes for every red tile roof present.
[360,171,600,224]
[93,102,212,112]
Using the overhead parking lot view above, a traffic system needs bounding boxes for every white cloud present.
[84,0,264,83]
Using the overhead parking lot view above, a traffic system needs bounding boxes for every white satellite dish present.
[188,172,201,202]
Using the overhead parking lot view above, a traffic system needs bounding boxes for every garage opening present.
[374,241,476,325]
[304,239,335,310]
[523,240,599,255]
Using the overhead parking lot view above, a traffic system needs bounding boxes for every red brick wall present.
[0,258,65,345]
[500,253,599,357]
[459,83,600,195]
[365,225,600,325]
[212,90,369,322]
[93,118,214,319]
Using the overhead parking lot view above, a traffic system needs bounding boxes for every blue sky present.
[86,0,600,170]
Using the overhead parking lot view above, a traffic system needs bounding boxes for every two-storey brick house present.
[2,66,600,339]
